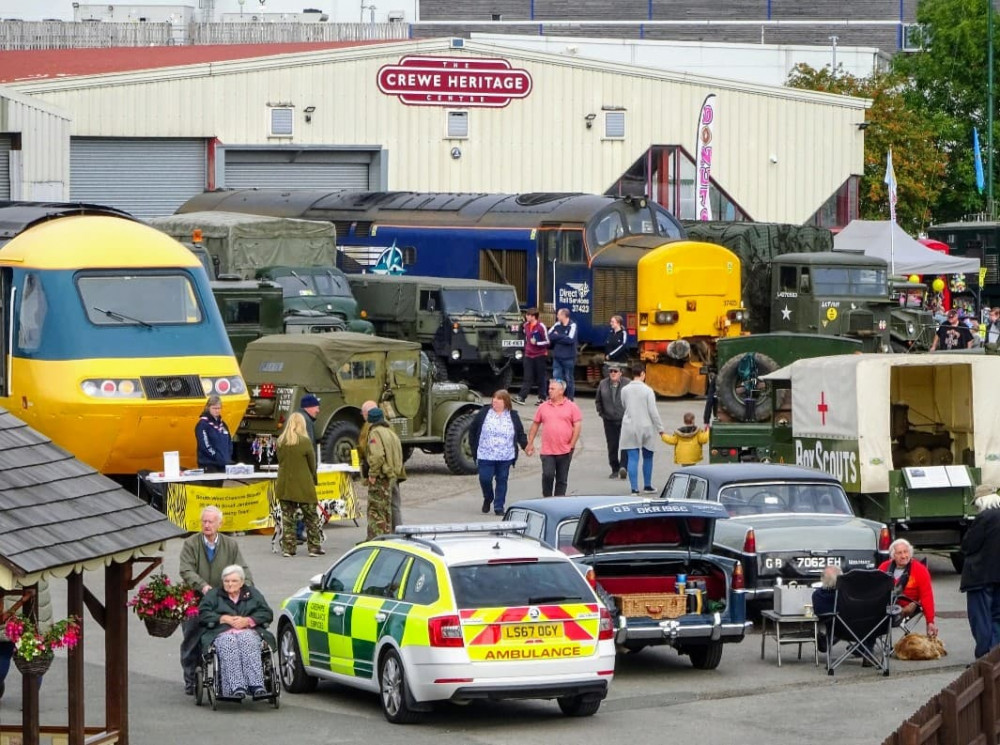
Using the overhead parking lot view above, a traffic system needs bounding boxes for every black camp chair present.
[822,569,895,676]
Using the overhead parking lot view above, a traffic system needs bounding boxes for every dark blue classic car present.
[505,497,749,669]
[661,464,891,603]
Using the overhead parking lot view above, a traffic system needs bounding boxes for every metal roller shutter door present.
[224,149,372,190]
[70,138,206,219]
[0,137,10,200]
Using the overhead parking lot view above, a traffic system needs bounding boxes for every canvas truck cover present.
[242,332,420,383]
[681,222,833,333]
[147,211,336,277]
[764,354,1000,492]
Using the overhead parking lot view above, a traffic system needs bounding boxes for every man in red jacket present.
[879,538,937,638]
[514,308,549,405]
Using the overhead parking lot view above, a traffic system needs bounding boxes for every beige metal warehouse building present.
[5,37,868,223]
[0,86,70,201]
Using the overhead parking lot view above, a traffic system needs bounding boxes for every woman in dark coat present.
[468,390,528,515]
[275,412,323,558]
[198,564,275,700]
[194,394,232,472]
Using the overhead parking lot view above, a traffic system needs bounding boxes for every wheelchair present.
[194,636,280,710]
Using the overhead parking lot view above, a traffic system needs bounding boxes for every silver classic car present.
[661,463,891,603]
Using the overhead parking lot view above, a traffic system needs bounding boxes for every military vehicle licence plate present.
[501,340,524,347]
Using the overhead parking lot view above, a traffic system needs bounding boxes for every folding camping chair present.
[823,569,895,676]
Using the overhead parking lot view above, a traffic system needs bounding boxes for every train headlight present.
[727,309,746,323]
[655,310,679,325]
[201,376,248,396]
[81,378,144,398]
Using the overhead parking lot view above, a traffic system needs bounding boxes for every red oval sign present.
[377,55,533,108]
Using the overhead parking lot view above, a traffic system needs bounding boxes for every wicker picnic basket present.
[614,593,687,620]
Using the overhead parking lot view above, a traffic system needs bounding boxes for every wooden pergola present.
[0,410,184,745]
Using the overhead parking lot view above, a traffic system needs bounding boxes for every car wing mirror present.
[308,573,324,592]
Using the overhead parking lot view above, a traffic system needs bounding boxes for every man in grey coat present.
[595,364,629,480]
[619,363,665,494]
[178,505,254,695]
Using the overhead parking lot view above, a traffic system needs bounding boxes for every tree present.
[892,0,991,221]
[786,65,947,231]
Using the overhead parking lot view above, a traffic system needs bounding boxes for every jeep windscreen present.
[441,288,519,315]
[812,267,887,297]
[271,271,353,299]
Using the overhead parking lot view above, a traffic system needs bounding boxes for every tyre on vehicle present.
[379,649,422,724]
[557,695,602,717]
[443,410,478,475]
[687,641,724,670]
[717,352,786,422]
[278,623,318,693]
[322,420,361,465]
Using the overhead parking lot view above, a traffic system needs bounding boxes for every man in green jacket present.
[178,505,254,695]
[365,407,406,540]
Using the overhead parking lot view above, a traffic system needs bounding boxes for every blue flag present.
[974,127,986,194]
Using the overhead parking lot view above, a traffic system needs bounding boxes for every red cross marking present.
[817,392,829,425]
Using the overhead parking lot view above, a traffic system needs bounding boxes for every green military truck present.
[148,211,374,335]
[237,332,482,474]
[714,354,998,569]
[346,274,523,395]
[888,278,937,353]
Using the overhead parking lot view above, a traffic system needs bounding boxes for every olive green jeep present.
[237,332,482,474]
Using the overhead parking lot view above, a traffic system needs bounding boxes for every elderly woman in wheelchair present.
[197,564,278,705]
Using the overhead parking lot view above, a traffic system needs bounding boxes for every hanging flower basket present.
[128,573,200,639]
[143,616,181,639]
[13,654,52,677]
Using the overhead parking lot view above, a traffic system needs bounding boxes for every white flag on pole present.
[884,148,898,224]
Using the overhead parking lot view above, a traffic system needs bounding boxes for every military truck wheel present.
[443,411,478,475]
[322,421,361,465]
[717,352,784,422]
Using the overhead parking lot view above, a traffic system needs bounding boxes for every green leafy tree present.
[787,64,946,231]
[892,0,991,221]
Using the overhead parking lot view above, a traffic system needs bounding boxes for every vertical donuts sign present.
[695,94,717,221]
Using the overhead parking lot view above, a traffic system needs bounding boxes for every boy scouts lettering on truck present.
[793,440,860,487]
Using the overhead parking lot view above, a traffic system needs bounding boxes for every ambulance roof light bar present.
[394,522,528,536]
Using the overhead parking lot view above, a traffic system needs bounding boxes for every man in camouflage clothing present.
[359,399,404,529]
[364,406,406,540]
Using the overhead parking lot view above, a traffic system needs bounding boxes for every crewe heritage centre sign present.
[377,56,533,107]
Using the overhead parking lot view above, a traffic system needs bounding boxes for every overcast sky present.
[0,1,327,21]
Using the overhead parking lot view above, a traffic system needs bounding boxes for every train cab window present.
[18,273,47,352]
[561,231,585,264]
[652,205,684,239]
[594,213,625,247]
[779,266,798,294]
[78,274,203,325]
[419,290,441,312]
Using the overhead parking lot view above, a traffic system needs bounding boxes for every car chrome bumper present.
[615,613,750,644]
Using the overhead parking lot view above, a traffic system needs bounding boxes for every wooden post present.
[20,586,39,745]
[67,572,84,745]
[104,562,129,745]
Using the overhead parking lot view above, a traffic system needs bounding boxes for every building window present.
[269,107,294,137]
[491,13,502,21]
[447,110,469,139]
[901,24,926,52]
[605,111,626,139]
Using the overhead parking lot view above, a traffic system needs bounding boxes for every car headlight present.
[514,350,524,360]
[907,323,916,335]
[450,349,461,360]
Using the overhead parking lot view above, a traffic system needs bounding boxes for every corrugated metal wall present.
[12,41,867,224]
[223,149,372,190]
[70,138,206,218]
[0,137,10,200]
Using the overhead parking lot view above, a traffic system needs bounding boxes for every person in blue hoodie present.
[195,395,233,473]
[549,308,578,400]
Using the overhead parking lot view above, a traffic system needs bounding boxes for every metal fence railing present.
[0,21,408,50]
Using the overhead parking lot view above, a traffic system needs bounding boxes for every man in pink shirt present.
[525,378,583,496]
